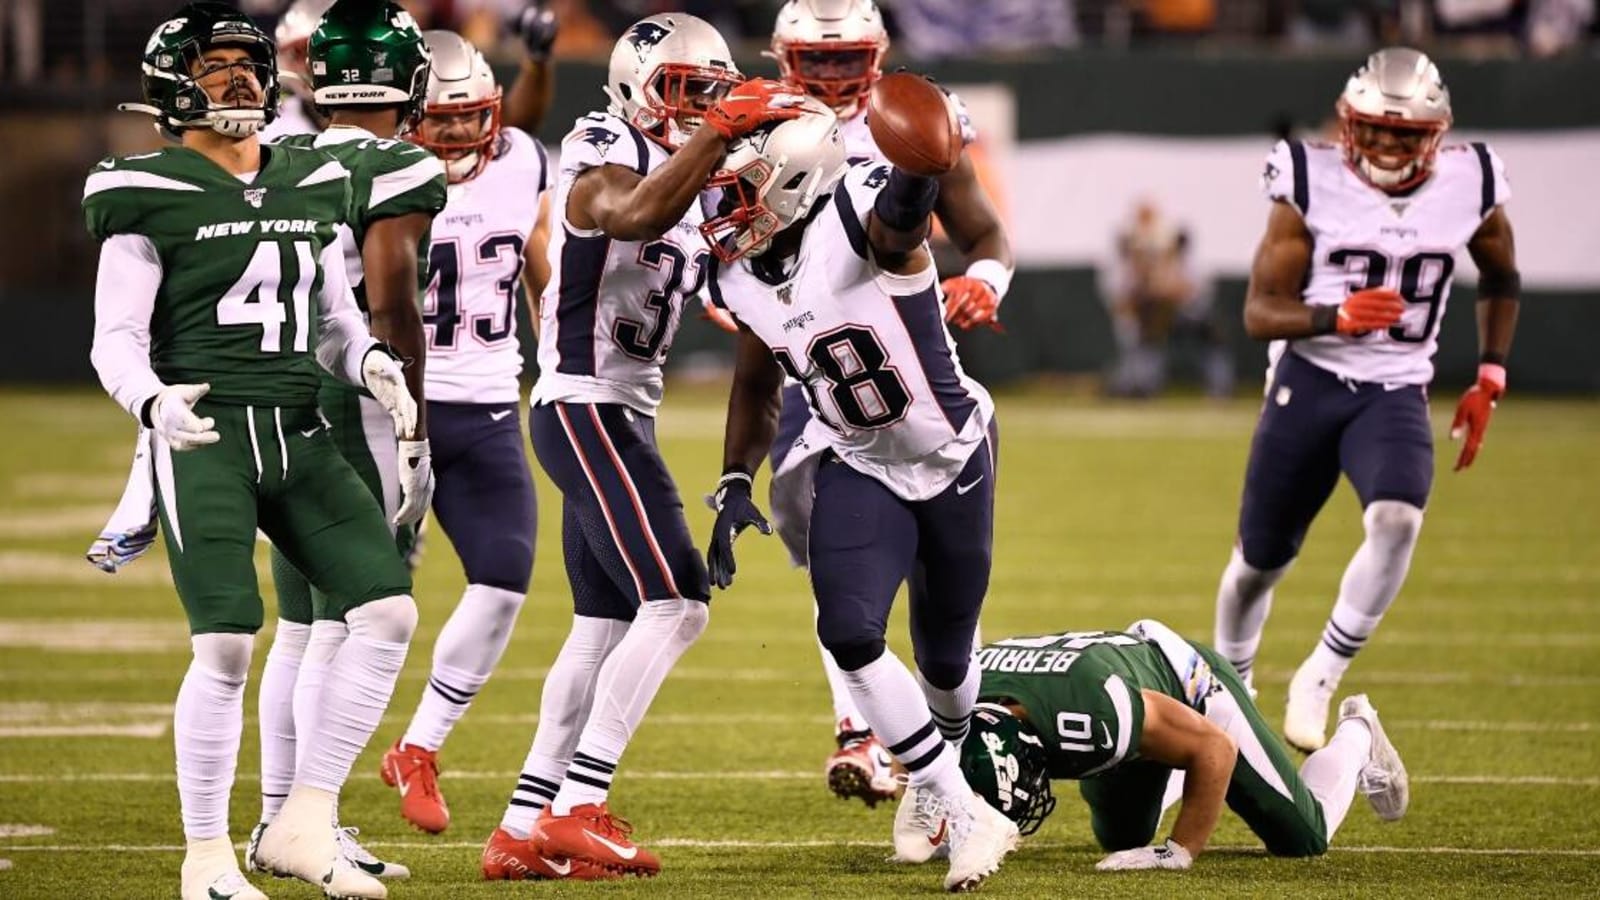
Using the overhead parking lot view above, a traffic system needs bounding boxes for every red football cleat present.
[481,827,614,881]
[826,730,900,808]
[529,803,661,877]
[380,740,451,834]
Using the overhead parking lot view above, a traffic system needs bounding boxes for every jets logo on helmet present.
[118,2,280,141]
[605,13,741,151]
[958,703,1057,836]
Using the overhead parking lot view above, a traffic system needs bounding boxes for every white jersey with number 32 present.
[424,127,549,404]
[1262,138,1510,386]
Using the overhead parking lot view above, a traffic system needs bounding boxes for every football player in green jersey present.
[86,4,421,899]
[932,621,1410,873]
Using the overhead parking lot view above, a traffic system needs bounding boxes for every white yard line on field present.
[0,825,52,838]
[0,621,188,653]
[0,553,172,587]
[0,507,123,538]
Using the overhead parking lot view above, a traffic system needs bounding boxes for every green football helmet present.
[308,0,431,126]
[120,2,279,140]
[960,703,1057,836]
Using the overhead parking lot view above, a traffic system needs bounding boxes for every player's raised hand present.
[1450,363,1506,471]
[706,470,772,589]
[1095,839,1193,872]
[704,78,809,141]
[511,0,558,62]
[152,383,220,451]
[362,346,418,438]
[1336,287,1404,335]
[942,276,1000,330]
[393,439,436,526]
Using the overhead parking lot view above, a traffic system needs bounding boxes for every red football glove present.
[701,302,739,334]
[1450,363,1506,471]
[1336,287,1405,335]
[942,276,1000,331]
[704,78,809,140]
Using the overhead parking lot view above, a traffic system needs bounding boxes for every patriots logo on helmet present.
[581,127,620,156]
[625,21,672,60]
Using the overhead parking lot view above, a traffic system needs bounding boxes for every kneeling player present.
[950,622,1408,871]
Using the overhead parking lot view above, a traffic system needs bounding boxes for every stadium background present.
[0,2,1597,898]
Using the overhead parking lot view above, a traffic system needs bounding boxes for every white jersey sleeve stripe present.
[369,155,447,211]
[83,169,204,200]
[1081,674,1135,777]
[295,160,349,189]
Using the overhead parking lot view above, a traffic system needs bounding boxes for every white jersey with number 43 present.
[530,112,713,416]
[1263,138,1510,386]
[709,162,994,502]
[423,127,549,404]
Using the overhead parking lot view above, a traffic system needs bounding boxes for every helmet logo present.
[625,21,672,60]
[372,51,388,67]
[148,18,186,54]
[391,10,419,30]
[243,188,267,209]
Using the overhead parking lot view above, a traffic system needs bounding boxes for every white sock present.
[919,657,980,747]
[296,596,416,794]
[1312,501,1424,681]
[501,615,628,837]
[839,648,958,794]
[1300,716,1374,840]
[402,584,525,751]
[552,598,708,815]
[1213,548,1290,682]
[819,639,867,736]
[258,619,309,823]
[292,620,346,774]
[176,634,252,841]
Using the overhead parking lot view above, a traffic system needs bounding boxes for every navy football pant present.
[810,427,997,691]
[428,401,537,593]
[1237,351,1433,571]
[530,402,710,621]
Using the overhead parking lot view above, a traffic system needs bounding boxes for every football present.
[866,72,963,177]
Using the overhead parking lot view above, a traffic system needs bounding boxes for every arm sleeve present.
[314,239,380,387]
[89,234,167,421]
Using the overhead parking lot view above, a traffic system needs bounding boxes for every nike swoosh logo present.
[583,829,639,860]
[98,160,116,170]
[300,426,321,438]
[956,475,985,495]
[540,856,572,876]
[928,818,949,847]
[489,410,513,422]
[395,770,410,798]
[356,859,385,875]
[209,889,234,900]
[1099,721,1113,750]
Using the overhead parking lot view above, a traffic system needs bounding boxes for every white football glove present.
[151,383,220,451]
[362,347,418,438]
[1095,839,1193,872]
[393,439,435,527]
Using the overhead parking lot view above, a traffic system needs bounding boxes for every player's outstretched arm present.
[867,166,940,274]
[1242,200,1402,340]
[501,0,558,133]
[363,212,433,440]
[1452,207,1521,471]
[1121,691,1238,865]
[706,325,782,589]
[934,153,1013,329]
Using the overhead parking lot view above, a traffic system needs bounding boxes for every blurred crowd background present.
[0,0,1595,395]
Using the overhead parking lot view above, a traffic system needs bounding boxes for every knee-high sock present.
[551,599,707,814]
[840,648,966,801]
[292,620,346,774]
[258,620,309,822]
[402,584,526,752]
[296,596,416,794]
[177,634,252,841]
[918,657,980,747]
[1213,548,1291,682]
[1308,501,1424,680]
[1299,717,1374,841]
[500,615,629,838]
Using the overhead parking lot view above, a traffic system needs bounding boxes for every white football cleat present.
[1339,694,1410,821]
[943,793,1018,893]
[890,784,952,864]
[1284,656,1338,751]
[254,791,387,899]
[181,836,267,900]
[338,825,410,880]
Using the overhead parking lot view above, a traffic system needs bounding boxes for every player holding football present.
[951,622,1408,871]
[87,5,421,898]
[702,90,1017,892]
[477,15,804,880]
[767,0,1014,809]
[1213,47,1521,751]
[376,28,551,835]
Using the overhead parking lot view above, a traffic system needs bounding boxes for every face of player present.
[418,108,490,159]
[795,48,873,84]
[1350,120,1431,173]
[654,70,735,134]
[191,46,264,110]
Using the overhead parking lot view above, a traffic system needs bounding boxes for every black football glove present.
[706,470,771,590]
[511,0,559,62]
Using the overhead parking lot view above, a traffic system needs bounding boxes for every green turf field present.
[0,387,1596,898]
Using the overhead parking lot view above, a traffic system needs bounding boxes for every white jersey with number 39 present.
[424,127,549,404]
[1262,138,1510,386]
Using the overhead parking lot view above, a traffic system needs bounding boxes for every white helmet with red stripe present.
[771,0,889,117]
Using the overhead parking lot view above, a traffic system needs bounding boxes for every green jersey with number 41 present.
[83,144,352,407]
[976,631,1187,780]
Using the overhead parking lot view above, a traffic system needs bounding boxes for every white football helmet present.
[275,0,336,82]
[1336,47,1452,192]
[771,0,889,116]
[414,30,501,183]
[605,13,741,151]
[700,95,846,262]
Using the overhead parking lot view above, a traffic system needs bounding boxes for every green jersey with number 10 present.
[83,144,351,407]
[976,631,1186,780]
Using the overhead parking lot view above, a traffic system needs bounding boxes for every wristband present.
[873,168,939,232]
[964,258,1013,301]
[139,394,159,429]
[1477,362,1507,392]
[1310,305,1339,336]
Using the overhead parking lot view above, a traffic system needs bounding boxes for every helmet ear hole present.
[619,83,633,101]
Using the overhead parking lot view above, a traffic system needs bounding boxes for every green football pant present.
[271,382,414,625]
[1079,645,1329,857]
[153,401,412,635]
